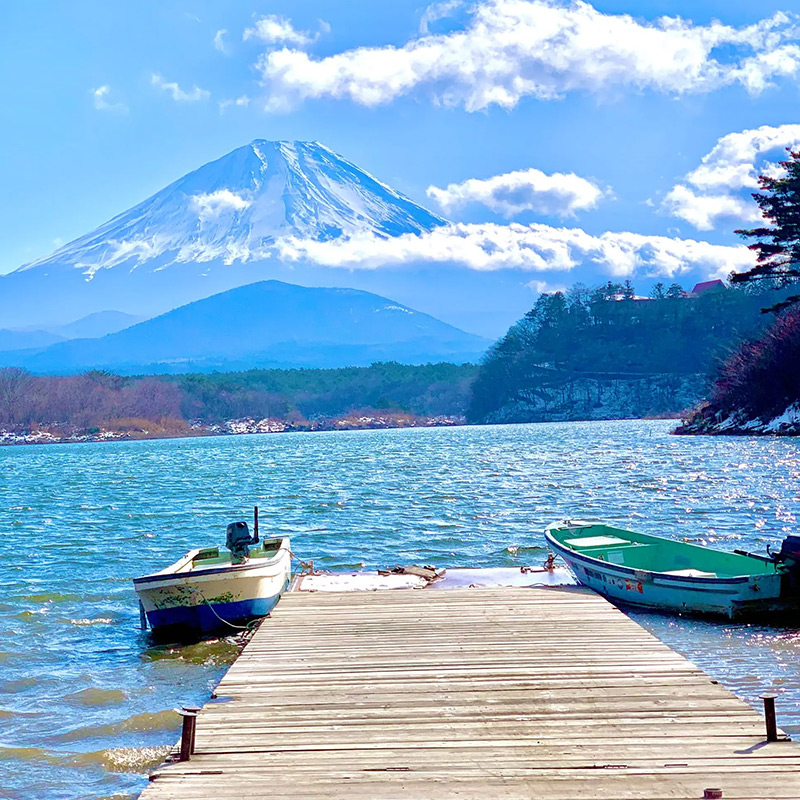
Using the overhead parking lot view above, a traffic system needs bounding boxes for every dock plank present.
[139,587,800,800]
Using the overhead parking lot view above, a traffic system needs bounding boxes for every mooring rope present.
[184,547,314,632]
[287,549,317,575]
[187,585,261,631]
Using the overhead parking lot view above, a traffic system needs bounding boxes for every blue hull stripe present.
[146,594,281,634]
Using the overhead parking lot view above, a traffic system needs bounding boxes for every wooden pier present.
[141,586,800,799]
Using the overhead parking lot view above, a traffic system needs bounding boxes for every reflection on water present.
[632,611,800,736]
[1,420,799,799]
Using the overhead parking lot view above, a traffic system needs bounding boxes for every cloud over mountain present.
[16,140,446,279]
[276,222,753,279]
[0,138,755,333]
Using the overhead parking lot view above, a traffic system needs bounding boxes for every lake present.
[2,420,800,799]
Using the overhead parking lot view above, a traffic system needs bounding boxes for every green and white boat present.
[545,520,800,619]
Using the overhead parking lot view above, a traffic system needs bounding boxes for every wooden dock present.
[140,586,800,799]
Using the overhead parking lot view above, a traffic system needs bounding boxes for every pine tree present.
[665,283,684,299]
[649,282,666,300]
[732,148,800,311]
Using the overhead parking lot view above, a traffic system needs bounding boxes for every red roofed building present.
[690,279,726,296]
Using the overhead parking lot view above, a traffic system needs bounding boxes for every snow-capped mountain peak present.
[20,140,447,276]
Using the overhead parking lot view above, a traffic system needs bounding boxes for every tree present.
[566,282,591,310]
[732,148,800,312]
[665,283,685,299]
[622,279,635,300]
[0,367,32,425]
[590,281,625,303]
[649,282,666,300]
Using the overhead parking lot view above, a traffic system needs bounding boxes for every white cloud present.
[91,85,128,113]
[151,73,210,102]
[686,124,800,191]
[71,218,750,282]
[244,15,315,47]
[419,0,464,34]
[274,223,753,280]
[427,168,605,218]
[191,190,252,222]
[731,45,800,94]
[526,279,568,294]
[663,123,800,230]
[254,1,800,112]
[219,95,251,113]
[214,29,228,54]
[661,186,758,232]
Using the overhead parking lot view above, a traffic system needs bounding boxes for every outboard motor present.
[776,535,800,592]
[779,535,800,569]
[226,521,255,564]
[778,535,800,563]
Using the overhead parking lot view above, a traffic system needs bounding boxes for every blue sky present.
[2,0,800,334]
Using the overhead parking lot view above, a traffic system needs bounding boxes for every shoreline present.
[674,425,800,437]
[14,410,800,447]
[0,414,467,447]
[674,402,800,437]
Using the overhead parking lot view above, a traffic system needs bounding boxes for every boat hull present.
[545,526,785,619]
[134,542,291,638]
[144,593,283,637]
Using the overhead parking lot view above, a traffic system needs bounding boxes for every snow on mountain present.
[19,140,447,278]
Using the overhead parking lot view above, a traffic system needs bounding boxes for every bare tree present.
[0,368,32,425]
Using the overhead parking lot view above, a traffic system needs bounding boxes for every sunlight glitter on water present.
[1,420,799,799]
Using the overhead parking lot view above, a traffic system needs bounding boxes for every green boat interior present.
[550,524,780,578]
[186,538,285,570]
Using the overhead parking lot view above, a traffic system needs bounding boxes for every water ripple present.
[1,420,799,798]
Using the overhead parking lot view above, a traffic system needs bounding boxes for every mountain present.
[47,311,142,339]
[0,140,447,329]
[0,311,141,353]
[0,329,64,353]
[0,281,490,374]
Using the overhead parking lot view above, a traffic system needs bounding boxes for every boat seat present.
[564,535,632,548]
[661,569,717,578]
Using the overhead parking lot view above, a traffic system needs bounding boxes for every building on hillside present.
[689,279,726,297]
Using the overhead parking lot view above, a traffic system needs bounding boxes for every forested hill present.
[0,361,476,442]
[468,280,786,424]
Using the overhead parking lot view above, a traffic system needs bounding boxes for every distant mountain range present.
[0,281,489,374]
[49,310,142,340]
[0,140,448,331]
[0,311,142,352]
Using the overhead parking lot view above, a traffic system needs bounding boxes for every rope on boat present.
[185,547,314,632]
[187,586,261,632]
[287,549,317,575]
[182,547,316,632]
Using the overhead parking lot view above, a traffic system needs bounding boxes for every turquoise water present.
[2,420,800,799]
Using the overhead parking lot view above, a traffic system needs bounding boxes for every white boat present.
[133,512,291,638]
[545,520,799,619]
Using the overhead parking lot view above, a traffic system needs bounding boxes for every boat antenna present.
[253,505,259,544]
